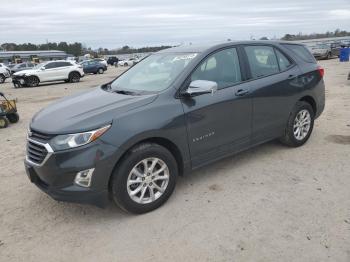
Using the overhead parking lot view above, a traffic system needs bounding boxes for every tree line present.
[0,42,83,57]
[281,29,350,41]
[0,42,172,57]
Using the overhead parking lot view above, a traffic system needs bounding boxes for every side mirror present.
[40,67,45,70]
[185,80,218,97]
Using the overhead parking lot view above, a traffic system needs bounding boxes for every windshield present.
[109,53,197,93]
[33,62,46,69]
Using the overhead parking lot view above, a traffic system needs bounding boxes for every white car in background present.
[118,58,136,66]
[12,60,84,88]
[0,63,11,74]
[93,58,108,67]
[0,66,11,83]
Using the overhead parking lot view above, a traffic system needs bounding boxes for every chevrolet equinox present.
[25,41,325,213]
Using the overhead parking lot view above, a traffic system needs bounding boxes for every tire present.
[27,76,40,87]
[111,143,178,214]
[327,52,332,60]
[0,116,9,128]
[97,68,104,74]
[0,74,5,84]
[7,112,19,123]
[69,72,81,83]
[280,101,314,147]
[124,62,128,66]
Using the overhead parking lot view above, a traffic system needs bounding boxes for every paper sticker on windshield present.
[172,53,197,62]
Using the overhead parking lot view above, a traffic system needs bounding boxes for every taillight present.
[318,66,324,78]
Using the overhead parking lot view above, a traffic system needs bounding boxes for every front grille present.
[27,140,48,165]
[29,130,54,142]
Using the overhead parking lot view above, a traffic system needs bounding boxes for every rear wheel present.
[111,143,178,214]
[280,101,314,147]
[27,76,39,87]
[7,112,19,123]
[327,52,332,60]
[124,62,128,66]
[0,74,5,84]
[69,72,81,83]
[0,116,9,128]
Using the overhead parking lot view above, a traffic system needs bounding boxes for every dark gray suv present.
[25,41,325,213]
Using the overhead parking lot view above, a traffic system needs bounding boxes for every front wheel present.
[280,101,314,147]
[27,76,39,87]
[98,68,104,74]
[111,143,178,214]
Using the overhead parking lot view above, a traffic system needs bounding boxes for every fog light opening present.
[74,168,95,188]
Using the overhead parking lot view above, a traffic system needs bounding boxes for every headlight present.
[50,124,111,151]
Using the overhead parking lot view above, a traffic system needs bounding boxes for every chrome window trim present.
[25,137,54,167]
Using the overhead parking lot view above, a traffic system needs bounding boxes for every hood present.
[30,87,157,134]
[13,69,38,75]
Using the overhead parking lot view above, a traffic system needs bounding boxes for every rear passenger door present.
[243,45,301,143]
[54,62,72,80]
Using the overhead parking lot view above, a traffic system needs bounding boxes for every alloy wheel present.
[293,109,311,140]
[127,157,170,204]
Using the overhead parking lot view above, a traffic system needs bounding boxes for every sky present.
[1,0,350,49]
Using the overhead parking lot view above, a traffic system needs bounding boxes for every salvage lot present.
[0,60,350,261]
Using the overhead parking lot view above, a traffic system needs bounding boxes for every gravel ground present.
[0,60,349,262]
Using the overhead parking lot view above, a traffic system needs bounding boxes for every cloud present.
[0,0,349,48]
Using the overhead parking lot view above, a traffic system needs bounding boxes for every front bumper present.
[25,164,109,207]
[24,139,121,208]
[12,75,28,87]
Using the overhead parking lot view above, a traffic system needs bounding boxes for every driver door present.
[180,47,252,167]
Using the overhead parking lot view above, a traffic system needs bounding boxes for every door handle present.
[235,89,249,96]
[287,74,296,80]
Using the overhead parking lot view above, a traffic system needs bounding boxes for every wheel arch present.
[69,70,82,77]
[107,136,186,193]
[299,95,317,115]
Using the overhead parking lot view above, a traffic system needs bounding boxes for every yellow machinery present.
[0,92,19,128]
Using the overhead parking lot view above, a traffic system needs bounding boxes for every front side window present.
[244,45,279,78]
[191,48,241,89]
[110,53,197,92]
[45,62,57,69]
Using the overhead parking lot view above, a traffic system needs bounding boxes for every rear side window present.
[191,47,242,89]
[275,49,292,71]
[282,44,316,63]
[55,62,71,67]
[244,46,279,78]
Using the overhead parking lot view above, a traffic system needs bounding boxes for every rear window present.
[282,44,316,63]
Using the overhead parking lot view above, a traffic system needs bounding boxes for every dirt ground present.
[0,60,349,262]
